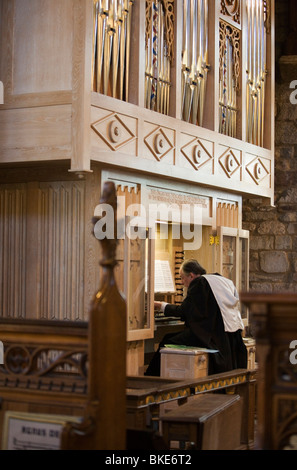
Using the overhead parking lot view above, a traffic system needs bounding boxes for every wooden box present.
[161,393,242,450]
[160,347,209,379]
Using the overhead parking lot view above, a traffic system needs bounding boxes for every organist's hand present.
[154,301,162,310]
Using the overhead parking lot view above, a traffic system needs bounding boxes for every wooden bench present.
[161,393,242,450]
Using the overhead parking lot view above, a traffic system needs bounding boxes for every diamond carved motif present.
[246,157,269,185]
[144,126,174,162]
[91,113,136,151]
[181,138,213,171]
[219,148,241,178]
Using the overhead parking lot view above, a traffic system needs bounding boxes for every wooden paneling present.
[0,185,27,319]
[37,181,85,321]
[0,180,86,321]
[0,106,72,161]
[13,0,73,94]
[91,93,274,201]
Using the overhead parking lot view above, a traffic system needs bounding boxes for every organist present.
[145,259,247,376]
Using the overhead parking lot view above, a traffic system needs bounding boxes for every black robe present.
[145,275,247,376]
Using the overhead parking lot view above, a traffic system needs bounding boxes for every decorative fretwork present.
[92,0,135,101]
[145,0,174,115]
[219,20,240,138]
[0,343,88,394]
[220,0,241,24]
[145,0,174,61]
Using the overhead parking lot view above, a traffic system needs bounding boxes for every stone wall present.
[242,0,297,292]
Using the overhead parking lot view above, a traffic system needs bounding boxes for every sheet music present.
[154,260,175,293]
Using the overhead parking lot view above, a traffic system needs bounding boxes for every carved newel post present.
[61,182,127,450]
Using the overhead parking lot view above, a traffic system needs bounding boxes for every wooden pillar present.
[61,182,127,450]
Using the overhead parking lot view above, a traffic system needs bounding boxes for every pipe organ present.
[0,0,274,375]
[92,0,134,100]
[181,0,209,126]
[246,0,269,147]
[91,0,272,148]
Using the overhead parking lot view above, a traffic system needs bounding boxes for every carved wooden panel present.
[143,122,175,163]
[37,181,85,321]
[91,95,274,202]
[180,134,214,172]
[218,146,242,182]
[0,181,85,321]
[0,185,27,319]
[2,343,87,391]
[220,0,241,24]
[245,154,271,188]
[91,107,137,156]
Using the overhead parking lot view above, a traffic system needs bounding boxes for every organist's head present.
[179,259,206,288]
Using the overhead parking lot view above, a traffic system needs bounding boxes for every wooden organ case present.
[0,0,274,375]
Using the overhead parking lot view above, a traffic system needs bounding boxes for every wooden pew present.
[241,293,297,450]
[161,393,242,450]
[0,319,88,415]
[127,369,256,449]
[0,320,255,449]
[0,318,88,449]
[181,368,257,449]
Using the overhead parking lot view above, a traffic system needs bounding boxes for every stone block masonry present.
[242,0,297,293]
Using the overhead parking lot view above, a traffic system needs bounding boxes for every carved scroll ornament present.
[220,0,241,24]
